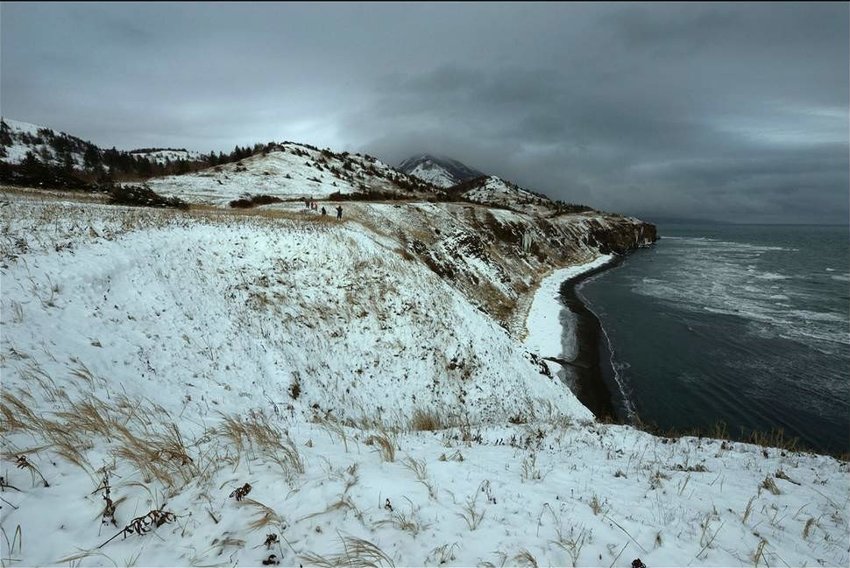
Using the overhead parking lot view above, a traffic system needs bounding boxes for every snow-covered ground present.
[0,191,847,567]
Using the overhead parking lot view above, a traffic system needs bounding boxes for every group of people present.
[304,197,343,219]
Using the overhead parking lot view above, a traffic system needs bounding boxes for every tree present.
[83,146,100,170]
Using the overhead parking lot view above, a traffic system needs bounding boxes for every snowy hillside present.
[146,144,435,206]
[0,189,846,567]
[398,154,484,188]
[0,118,94,168]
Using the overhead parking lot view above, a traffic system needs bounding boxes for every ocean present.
[574,223,850,455]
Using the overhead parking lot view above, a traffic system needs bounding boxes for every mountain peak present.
[397,154,484,188]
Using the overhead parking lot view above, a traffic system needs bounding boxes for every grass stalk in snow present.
[299,494,363,525]
[551,526,588,567]
[1,523,22,566]
[240,498,287,532]
[513,549,539,568]
[426,543,459,565]
[216,410,304,478]
[374,499,426,536]
[0,391,41,433]
[313,414,350,453]
[753,538,768,567]
[521,452,542,482]
[760,475,781,496]
[401,456,437,500]
[458,491,486,531]
[365,430,396,463]
[742,495,756,524]
[301,535,395,568]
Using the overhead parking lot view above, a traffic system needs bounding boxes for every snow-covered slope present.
[0,118,95,168]
[146,144,435,206]
[0,189,845,567]
[398,154,484,188]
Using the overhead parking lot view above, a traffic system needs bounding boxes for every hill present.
[398,154,485,188]
[145,143,436,206]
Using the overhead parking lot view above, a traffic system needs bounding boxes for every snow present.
[0,191,847,567]
[524,255,614,359]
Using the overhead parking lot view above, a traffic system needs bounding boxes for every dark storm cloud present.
[2,2,847,223]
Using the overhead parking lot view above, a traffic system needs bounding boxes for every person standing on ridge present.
[336,205,343,220]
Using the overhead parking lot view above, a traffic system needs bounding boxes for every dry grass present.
[112,421,197,487]
[410,409,443,431]
[298,494,364,525]
[216,410,304,478]
[0,391,42,433]
[802,517,816,540]
[239,498,287,532]
[760,476,781,496]
[552,526,588,567]
[458,492,486,531]
[301,536,395,568]
[401,457,437,500]
[752,538,768,567]
[365,431,396,463]
[374,501,426,536]
[513,549,539,568]
[742,496,756,524]
[312,413,350,453]
[426,543,458,566]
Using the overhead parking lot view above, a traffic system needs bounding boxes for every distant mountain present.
[397,154,485,188]
[129,148,205,164]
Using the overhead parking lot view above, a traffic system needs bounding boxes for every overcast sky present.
[2,2,847,223]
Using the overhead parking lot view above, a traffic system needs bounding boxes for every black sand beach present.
[554,260,627,422]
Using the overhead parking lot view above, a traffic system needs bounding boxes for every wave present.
[632,237,850,349]
[672,236,798,253]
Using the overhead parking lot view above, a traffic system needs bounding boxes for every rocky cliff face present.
[340,202,657,333]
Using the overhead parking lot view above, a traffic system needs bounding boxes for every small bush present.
[229,194,284,209]
[109,185,188,209]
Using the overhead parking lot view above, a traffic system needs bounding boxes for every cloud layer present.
[2,3,847,223]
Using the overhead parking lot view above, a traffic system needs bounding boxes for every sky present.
[2,2,848,224]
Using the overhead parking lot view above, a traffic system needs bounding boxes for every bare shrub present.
[410,409,443,431]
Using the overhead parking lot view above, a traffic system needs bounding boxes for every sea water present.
[576,224,850,455]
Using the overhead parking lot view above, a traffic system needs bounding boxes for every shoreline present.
[523,255,624,420]
[558,258,628,421]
